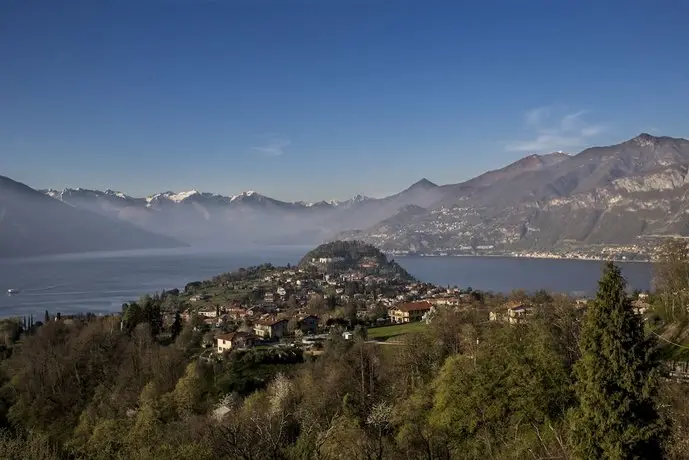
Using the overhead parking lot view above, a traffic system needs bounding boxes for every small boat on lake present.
[7,289,19,295]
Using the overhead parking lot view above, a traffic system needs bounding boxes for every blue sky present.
[1,0,688,201]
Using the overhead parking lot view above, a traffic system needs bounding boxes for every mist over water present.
[0,248,653,318]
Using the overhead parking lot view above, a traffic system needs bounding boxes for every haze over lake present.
[0,248,653,318]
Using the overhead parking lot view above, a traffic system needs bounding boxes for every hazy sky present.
[1,0,688,201]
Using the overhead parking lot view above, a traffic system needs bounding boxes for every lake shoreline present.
[0,249,653,318]
[395,253,651,264]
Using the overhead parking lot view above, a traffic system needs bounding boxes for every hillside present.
[298,240,415,281]
[340,134,689,257]
[0,176,184,258]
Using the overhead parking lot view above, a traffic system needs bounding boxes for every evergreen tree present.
[142,301,162,336]
[569,262,667,459]
[171,311,182,340]
[122,302,143,333]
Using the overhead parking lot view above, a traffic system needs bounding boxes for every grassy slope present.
[368,322,427,341]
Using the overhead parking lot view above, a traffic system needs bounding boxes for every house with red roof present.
[388,300,433,324]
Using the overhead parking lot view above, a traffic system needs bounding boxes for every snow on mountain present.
[145,190,200,204]
[230,190,258,202]
[104,189,130,199]
[167,190,199,202]
[301,199,339,208]
[44,187,132,202]
[349,194,371,203]
[46,187,379,210]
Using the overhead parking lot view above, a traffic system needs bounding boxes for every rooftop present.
[393,300,433,312]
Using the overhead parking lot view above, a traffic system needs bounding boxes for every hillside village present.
[124,241,652,357]
[161,241,484,354]
[26,241,656,361]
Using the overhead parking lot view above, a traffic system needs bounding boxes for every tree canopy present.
[569,262,667,459]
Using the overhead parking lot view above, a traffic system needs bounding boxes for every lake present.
[0,248,653,318]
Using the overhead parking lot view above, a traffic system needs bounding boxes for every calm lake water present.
[0,248,653,318]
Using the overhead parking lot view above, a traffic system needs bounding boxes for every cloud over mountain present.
[506,107,607,153]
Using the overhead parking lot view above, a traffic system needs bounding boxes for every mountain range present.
[2,133,689,258]
[0,175,182,258]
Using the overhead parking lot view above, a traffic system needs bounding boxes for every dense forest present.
[2,241,689,459]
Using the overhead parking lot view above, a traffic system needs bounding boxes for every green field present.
[368,322,427,341]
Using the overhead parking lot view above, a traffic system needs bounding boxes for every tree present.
[141,298,163,336]
[307,294,324,312]
[170,312,182,340]
[173,363,204,417]
[654,239,689,322]
[326,294,338,309]
[353,324,367,341]
[0,319,22,348]
[344,303,358,326]
[569,262,667,459]
[122,302,143,333]
[430,322,572,459]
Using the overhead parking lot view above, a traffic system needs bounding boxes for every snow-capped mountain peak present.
[300,199,339,208]
[144,190,201,205]
[350,194,370,202]
[167,190,199,202]
[44,187,131,201]
[230,190,259,202]
[104,189,130,199]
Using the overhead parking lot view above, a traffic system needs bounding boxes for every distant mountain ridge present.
[43,187,377,209]
[38,177,444,247]
[0,176,183,258]
[8,132,689,257]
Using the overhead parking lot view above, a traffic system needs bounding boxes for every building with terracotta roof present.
[253,318,289,339]
[389,300,433,324]
[216,331,255,353]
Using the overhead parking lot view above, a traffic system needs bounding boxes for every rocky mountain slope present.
[340,134,689,255]
[0,176,184,258]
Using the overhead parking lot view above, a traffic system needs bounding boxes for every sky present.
[1,0,688,202]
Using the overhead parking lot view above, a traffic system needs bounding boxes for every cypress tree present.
[569,262,667,459]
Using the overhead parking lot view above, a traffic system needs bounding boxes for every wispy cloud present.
[507,107,606,153]
[525,107,551,128]
[252,137,290,157]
